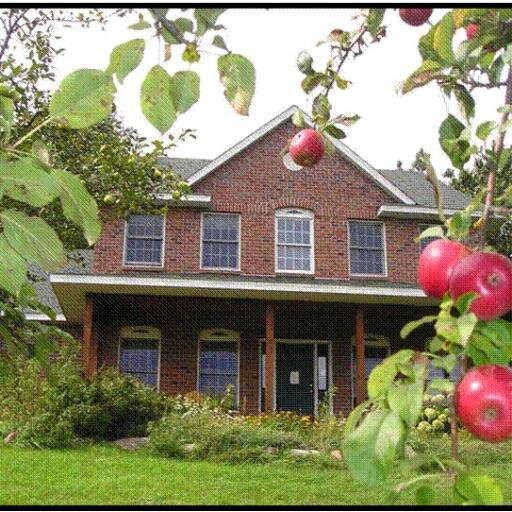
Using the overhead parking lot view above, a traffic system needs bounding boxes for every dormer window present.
[124,214,165,267]
[275,208,314,273]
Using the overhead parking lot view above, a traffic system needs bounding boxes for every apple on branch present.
[289,128,325,167]
[399,8,433,27]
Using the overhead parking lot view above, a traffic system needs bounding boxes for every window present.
[201,213,240,270]
[118,326,160,388]
[419,224,442,252]
[349,221,386,276]
[275,209,314,273]
[198,329,239,404]
[124,214,164,267]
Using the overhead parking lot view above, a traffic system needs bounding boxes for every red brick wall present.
[92,120,422,284]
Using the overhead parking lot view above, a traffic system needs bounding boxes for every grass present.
[0,438,510,506]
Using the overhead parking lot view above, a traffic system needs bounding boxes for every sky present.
[48,7,504,176]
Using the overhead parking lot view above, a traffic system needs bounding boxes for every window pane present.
[277,245,311,271]
[277,217,310,245]
[201,214,239,269]
[202,241,238,269]
[125,215,164,265]
[127,215,163,238]
[199,342,238,400]
[203,214,239,241]
[349,222,385,275]
[318,356,327,391]
[126,238,162,265]
[119,338,158,388]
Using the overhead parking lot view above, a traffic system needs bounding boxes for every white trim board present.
[185,106,416,206]
[377,205,481,220]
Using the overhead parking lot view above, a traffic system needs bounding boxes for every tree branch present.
[149,9,186,45]
[0,9,26,63]
[478,66,512,248]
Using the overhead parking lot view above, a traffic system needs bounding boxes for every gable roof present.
[157,157,211,180]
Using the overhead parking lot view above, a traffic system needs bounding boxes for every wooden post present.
[82,294,98,378]
[355,306,365,405]
[265,303,276,412]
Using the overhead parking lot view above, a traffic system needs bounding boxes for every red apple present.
[289,129,325,167]
[418,239,471,299]
[455,365,512,443]
[466,23,480,39]
[399,8,433,27]
[449,252,512,320]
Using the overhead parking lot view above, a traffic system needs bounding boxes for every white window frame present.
[196,328,240,406]
[117,326,162,391]
[200,212,241,271]
[275,208,315,274]
[123,214,166,268]
[347,220,388,277]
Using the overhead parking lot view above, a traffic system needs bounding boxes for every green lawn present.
[0,440,511,505]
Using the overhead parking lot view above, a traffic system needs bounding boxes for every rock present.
[290,448,320,457]
[182,443,196,453]
[114,437,148,450]
[330,449,342,460]
[265,446,278,455]
[4,431,17,444]
[405,445,416,458]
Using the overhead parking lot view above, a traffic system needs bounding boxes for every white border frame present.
[196,328,241,407]
[200,212,242,272]
[258,338,333,415]
[347,220,388,278]
[275,208,315,275]
[122,214,166,269]
[117,325,162,391]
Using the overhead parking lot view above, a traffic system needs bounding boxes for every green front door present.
[276,343,314,415]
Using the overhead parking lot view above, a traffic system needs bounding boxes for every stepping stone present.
[3,431,17,444]
[330,449,342,460]
[290,449,320,457]
[183,443,196,452]
[114,437,148,450]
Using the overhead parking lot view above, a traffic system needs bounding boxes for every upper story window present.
[201,213,240,270]
[348,221,386,276]
[418,224,442,252]
[275,209,314,273]
[124,214,164,267]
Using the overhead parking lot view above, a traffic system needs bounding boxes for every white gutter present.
[24,313,67,322]
[378,205,481,220]
[154,193,211,208]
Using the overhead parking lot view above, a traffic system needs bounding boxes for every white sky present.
[48,7,504,175]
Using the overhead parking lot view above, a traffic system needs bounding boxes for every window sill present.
[349,274,388,280]
[122,265,165,272]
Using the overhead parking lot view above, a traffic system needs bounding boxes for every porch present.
[80,295,436,416]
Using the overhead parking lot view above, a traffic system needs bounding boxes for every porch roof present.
[50,271,434,323]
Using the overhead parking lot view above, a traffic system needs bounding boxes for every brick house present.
[28,106,473,417]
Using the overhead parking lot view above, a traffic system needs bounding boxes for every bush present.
[0,348,169,447]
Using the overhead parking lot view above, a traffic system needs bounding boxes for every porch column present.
[355,306,365,405]
[82,294,98,378]
[265,302,275,412]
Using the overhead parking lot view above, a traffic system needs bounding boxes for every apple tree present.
[288,7,512,504]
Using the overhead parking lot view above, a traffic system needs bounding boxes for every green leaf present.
[401,60,443,95]
[217,54,255,116]
[453,85,475,121]
[439,114,471,170]
[476,121,495,141]
[170,71,200,114]
[454,291,479,315]
[0,234,28,296]
[388,377,425,428]
[488,56,505,85]
[447,211,472,241]
[433,12,456,64]
[212,35,228,51]
[51,169,101,246]
[31,140,50,166]
[312,93,331,124]
[0,158,59,207]
[194,8,225,36]
[0,209,65,271]
[297,51,314,75]
[416,485,435,505]
[428,378,455,393]
[323,124,346,140]
[431,352,458,373]
[140,65,176,134]
[50,69,116,129]
[108,39,145,84]
[0,95,13,139]
[291,110,306,128]
[454,473,504,505]
[301,73,324,93]
[367,8,385,38]
[415,225,444,243]
[129,14,152,30]
[457,313,478,345]
[332,114,361,126]
[401,316,437,339]
[367,350,414,399]
[344,399,372,436]
[343,409,404,486]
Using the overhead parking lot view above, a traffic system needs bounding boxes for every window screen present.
[201,214,240,269]
[199,342,238,400]
[349,221,386,275]
[119,338,159,388]
[276,212,313,271]
[125,214,164,266]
